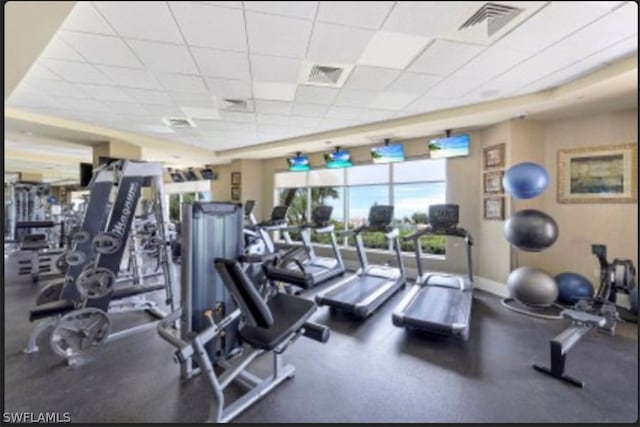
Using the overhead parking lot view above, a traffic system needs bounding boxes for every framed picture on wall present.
[483,143,505,169]
[231,186,241,201]
[231,172,242,185]
[558,143,637,203]
[484,197,505,220]
[484,171,504,194]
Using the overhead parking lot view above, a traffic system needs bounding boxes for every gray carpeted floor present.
[3,253,638,423]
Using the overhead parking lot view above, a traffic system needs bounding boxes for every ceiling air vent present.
[220,98,251,112]
[299,62,354,88]
[162,117,196,129]
[459,3,523,37]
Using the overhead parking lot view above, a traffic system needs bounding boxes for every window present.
[169,194,180,221]
[272,157,447,256]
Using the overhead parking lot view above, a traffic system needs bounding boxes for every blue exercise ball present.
[555,272,594,305]
[504,209,559,252]
[507,266,559,307]
[503,162,549,199]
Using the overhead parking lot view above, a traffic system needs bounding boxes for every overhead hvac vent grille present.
[221,98,251,112]
[162,117,196,129]
[299,62,354,88]
[308,65,343,85]
[459,2,523,37]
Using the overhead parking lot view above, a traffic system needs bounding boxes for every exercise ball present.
[504,209,558,252]
[555,272,594,305]
[507,266,558,307]
[630,286,638,315]
[503,162,549,199]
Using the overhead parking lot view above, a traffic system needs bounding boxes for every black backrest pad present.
[312,205,333,227]
[368,205,394,227]
[214,258,274,328]
[271,205,289,221]
[244,200,256,217]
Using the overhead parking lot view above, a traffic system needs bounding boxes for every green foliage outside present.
[279,187,446,255]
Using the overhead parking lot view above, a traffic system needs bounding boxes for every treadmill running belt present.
[325,276,391,305]
[404,286,471,327]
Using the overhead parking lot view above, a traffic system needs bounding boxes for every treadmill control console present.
[368,205,394,229]
[312,205,333,227]
[429,204,459,231]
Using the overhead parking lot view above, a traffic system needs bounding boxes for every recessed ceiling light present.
[357,31,431,69]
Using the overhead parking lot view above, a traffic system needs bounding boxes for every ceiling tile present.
[7,91,61,109]
[40,59,113,84]
[317,118,362,130]
[424,77,480,98]
[154,72,208,94]
[198,120,256,131]
[253,82,297,101]
[60,31,142,68]
[307,22,375,63]
[333,90,377,107]
[41,35,84,62]
[254,100,293,114]
[24,63,62,81]
[128,39,198,74]
[76,84,138,102]
[294,85,339,104]
[325,106,361,120]
[451,46,531,83]
[288,116,321,128]
[197,2,243,8]
[219,111,257,122]
[383,1,475,38]
[140,104,184,116]
[96,65,162,89]
[256,114,293,126]
[368,92,419,110]
[25,79,90,98]
[180,106,221,120]
[246,11,312,58]
[358,31,431,69]
[343,66,400,91]
[403,95,454,113]
[170,2,247,51]
[386,72,441,93]
[100,101,151,115]
[191,48,251,80]
[317,1,394,29]
[250,55,301,83]
[291,102,328,117]
[205,78,252,99]
[358,108,396,122]
[244,1,318,20]
[493,2,611,54]
[62,3,115,35]
[94,1,183,44]
[124,88,175,105]
[409,40,484,76]
[55,97,111,112]
[171,92,217,108]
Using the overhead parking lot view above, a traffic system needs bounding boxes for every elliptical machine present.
[532,244,636,387]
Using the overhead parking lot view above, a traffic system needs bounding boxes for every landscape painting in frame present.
[558,143,637,203]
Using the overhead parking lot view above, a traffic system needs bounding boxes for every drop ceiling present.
[3,1,638,182]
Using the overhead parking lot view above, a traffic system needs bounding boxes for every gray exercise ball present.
[507,266,559,307]
[630,286,638,315]
[504,209,559,252]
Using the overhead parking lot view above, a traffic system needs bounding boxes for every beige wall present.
[92,140,142,167]
[526,109,638,285]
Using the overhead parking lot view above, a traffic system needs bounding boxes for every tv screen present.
[371,143,404,164]
[199,168,217,180]
[287,154,310,172]
[184,169,198,181]
[428,134,470,159]
[324,149,353,169]
[170,171,185,182]
[79,163,93,188]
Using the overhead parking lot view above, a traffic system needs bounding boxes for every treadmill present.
[392,204,474,340]
[315,205,406,319]
[263,205,345,289]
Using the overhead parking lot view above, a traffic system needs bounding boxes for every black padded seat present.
[214,257,317,351]
[240,293,315,350]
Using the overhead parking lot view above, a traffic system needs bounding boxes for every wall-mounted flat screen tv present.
[428,133,470,159]
[371,143,404,164]
[199,168,217,180]
[324,149,353,169]
[287,153,311,172]
[79,163,93,188]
